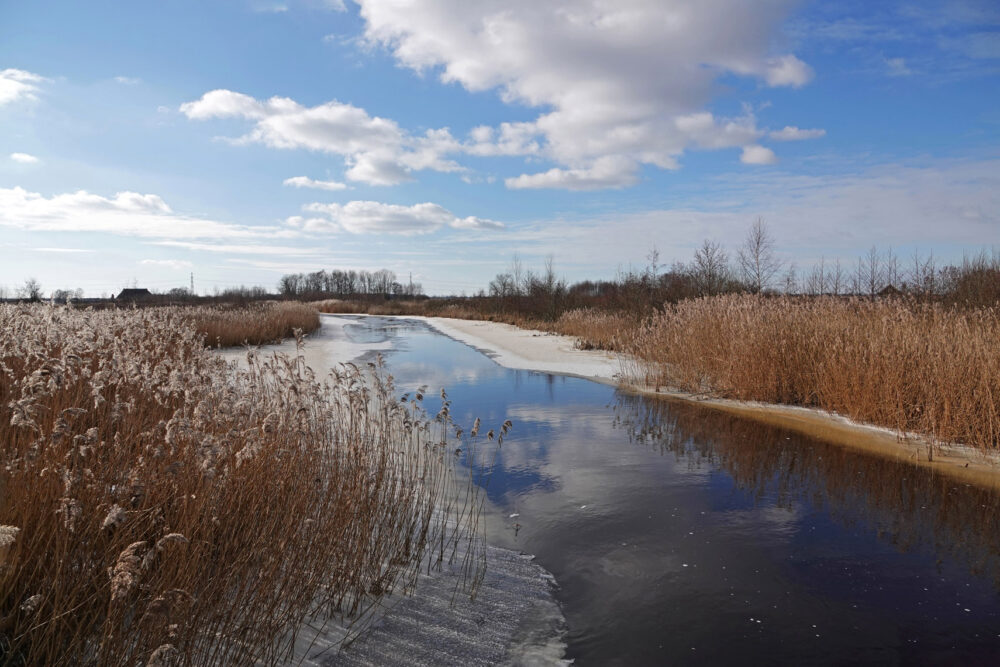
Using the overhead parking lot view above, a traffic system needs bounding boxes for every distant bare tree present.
[805,257,827,296]
[736,218,782,294]
[909,249,937,297]
[854,246,884,298]
[691,239,731,297]
[885,247,901,290]
[830,259,845,296]
[783,262,799,295]
[18,278,43,302]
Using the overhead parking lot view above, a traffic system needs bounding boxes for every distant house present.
[115,288,153,302]
[878,285,902,298]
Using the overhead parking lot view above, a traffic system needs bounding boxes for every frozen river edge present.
[221,315,570,666]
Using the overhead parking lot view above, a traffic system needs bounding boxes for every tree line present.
[477,219,1000,321]
[276,269,423,299]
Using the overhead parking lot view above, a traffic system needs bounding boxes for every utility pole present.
[190,272,194,296]
[409,272,413,296]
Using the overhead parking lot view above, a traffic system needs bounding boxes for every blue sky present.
[1,0,998,296]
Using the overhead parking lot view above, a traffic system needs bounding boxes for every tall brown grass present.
[625,295,1000,453]
[0,304,486,665]
[186,302,320,347]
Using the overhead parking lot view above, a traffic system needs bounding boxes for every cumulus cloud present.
[740,145,778,165]
[762,54,814,87]
[505,156,638,191]
[282,175,348,191]
[0,68,46,106]
[0,187,278,239]
[769,126,826,141]
[10,152,40,164]
[181,90,462,185]
[140,259,193,270]
[299,200,504,235]
[357,0,813,187]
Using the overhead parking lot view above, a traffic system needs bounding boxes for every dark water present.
[340,315,1000,666]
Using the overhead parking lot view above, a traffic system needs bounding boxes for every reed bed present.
[0,304,486,665]
[187,302,320,347]
[624,295,1000,453]
[550,308,638,351]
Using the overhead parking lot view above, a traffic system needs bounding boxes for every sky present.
[1,0,998,296]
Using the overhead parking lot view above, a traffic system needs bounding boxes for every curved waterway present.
[240,315,1000,665]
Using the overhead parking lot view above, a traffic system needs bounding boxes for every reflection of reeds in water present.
[0,305,488,665]
[613,392,1000,587]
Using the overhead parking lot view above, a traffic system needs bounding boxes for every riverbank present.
[409,315,1000,491]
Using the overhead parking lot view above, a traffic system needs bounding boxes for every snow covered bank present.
[406,316,622,384]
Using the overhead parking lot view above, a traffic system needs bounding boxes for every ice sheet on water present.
[293,544,568,666]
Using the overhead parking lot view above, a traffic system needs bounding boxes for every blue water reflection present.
[340,316,1000,666]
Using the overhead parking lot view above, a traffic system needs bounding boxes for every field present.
[0,304,485,665]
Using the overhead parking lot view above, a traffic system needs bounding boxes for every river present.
[233,314,1000,666]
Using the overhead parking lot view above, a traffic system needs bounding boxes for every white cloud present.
[357,0,813,188]
[0,187,280,239]
[885,57,913,77]
[505,156,639,191]
[114,76,142,85]
[301,200,504,235]
[282,175,348,191]
[469,158,1000,275]
[181,90,463,185]
[769,126,826,141]
[180,89,266,120]
[10,152,40,164]
[151,241,320,255]
[0,68,46,106]
[740,145,778,165]
[763,54,814,87]
[140,259,193,270]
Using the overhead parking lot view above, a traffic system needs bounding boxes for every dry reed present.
[624,295,1000,453]
[0,304,487,665]
[186,302,320,347]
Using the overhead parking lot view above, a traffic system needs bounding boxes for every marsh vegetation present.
[0,305,487,665]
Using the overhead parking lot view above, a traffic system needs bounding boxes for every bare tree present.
[909,249,937,297]
[862,245,884,299]
[783,262,799,295]
[736,217,782,294]
[885,247,901,290]
[18,278,43,302]
[830,259,845,296]
[691,239,732,297]
[510,252,526,297]
[805,257,827,296]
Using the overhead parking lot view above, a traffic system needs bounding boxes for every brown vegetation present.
[187,301,320,347]
[625,295,1000,453]
[0,305,486,665]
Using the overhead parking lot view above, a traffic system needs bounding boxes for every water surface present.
[308,316,1000,665]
